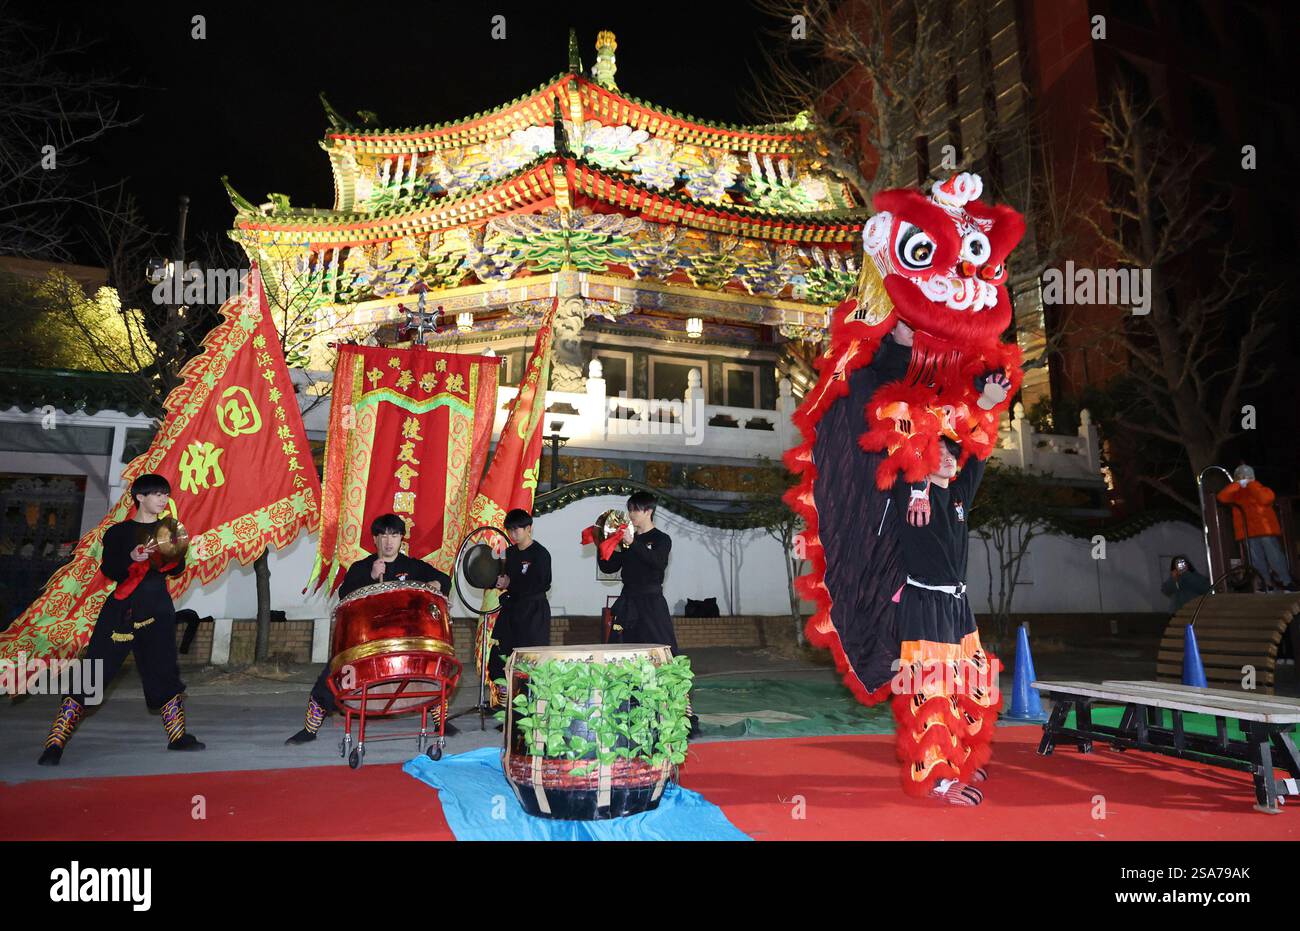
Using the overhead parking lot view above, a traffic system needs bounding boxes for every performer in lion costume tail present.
[785,173,1025,805]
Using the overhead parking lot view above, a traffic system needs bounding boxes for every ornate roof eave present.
[231,157,869,247]
[533,477,774,529]
[321,74,816,155]
[342,271,832,329]
[0,367,156,419]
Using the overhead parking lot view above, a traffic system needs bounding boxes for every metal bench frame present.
[1034,679,1300,814]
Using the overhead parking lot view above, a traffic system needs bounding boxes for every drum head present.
[461,542,503,590]
[507,644,675,670]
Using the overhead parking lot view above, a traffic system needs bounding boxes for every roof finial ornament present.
[319,93,354,131]
[567,27,583,74]
[552,98,571,157]
[594,30,618,90]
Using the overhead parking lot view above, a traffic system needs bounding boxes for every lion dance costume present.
[785,173,1025,799]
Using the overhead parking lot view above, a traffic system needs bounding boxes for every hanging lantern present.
[686,317,703,338]
[456,312,474,332]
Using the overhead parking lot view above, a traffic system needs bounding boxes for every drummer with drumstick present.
[285,513,450,745]
[487,509,553,716]
[37,474,204,765]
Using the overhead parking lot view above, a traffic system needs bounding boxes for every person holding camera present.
[1161,555,1212,614]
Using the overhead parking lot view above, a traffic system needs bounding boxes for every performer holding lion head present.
[785,172,1024,805]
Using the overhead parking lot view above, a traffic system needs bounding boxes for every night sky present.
[23,0,777,258]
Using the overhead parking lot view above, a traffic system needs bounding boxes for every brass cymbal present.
[135,516,189,568]
[594,509,628,540]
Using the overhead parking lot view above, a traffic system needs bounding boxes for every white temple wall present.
[173,497,1203,625]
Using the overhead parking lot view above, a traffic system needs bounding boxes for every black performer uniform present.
[308,554,450,713]
[77,520,188,709]
[890,457,986,646]
[598,527,678,653]
[39,518,198,763]
[488,541,552,681]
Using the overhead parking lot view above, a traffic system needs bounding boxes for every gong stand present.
[448,526,510,731]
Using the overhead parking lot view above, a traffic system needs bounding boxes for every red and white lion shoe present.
[971,767,988,783]
[930,778,984,806]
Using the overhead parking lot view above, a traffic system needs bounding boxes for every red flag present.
[464,298,556,703]
[1,266,321,660]
[309,344,500,593]
[467,297,558,529]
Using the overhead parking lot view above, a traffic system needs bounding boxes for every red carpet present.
[1,764,455,841]
[4,728,1296,840]
[680,727,1299,840]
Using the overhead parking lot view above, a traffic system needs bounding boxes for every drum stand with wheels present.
[332,655,461,769]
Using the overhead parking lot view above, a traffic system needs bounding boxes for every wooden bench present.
[1158,593,1300,694]
[1032,679,1300,814]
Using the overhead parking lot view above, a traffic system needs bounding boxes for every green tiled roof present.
[0,368,155,417]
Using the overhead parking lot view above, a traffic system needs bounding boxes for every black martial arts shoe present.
[38,696,84,765]
[160,695,205,750]
[687,714,702,739]
[37,745,64,766]
[286,696,326,745]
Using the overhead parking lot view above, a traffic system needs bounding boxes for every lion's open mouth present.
[882,274,1011,347]
[913,275,999,312]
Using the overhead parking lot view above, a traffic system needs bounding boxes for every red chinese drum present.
[328,581,459,713]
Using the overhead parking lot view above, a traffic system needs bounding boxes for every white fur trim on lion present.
[862,212,892,253]
[931,172,983,208]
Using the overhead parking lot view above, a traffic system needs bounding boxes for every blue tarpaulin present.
[403,747,751,841]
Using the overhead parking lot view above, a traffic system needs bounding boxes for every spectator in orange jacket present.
[1217,464,1295,591]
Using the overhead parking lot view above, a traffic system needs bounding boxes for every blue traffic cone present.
[1182,624,1208,688]
[1005,623,1046,721]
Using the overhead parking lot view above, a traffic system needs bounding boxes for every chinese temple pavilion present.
[225,30,870,493]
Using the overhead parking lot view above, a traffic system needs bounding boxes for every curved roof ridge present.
[323,74,812,145]
[234,156,868,232]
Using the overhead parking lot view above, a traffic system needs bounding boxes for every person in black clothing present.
[285,513,450,744]
[598,492,678,651]
[889,434,1001,806]
[1161,555,1212,614]
[597,492,700,736]
[38,474,203,765]
[488,508,552,706]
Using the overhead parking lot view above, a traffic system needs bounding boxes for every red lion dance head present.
[863,171,1024,372]
[795,173,1026,490]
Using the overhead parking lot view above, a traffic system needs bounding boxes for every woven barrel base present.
[504,754,672,821]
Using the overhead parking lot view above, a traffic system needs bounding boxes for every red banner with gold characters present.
[468,297,557,528]
[0,266,321,661]
[465,298,556,698]
[309,344,500,594]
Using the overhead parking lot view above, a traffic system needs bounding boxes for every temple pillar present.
[551,271,587,391]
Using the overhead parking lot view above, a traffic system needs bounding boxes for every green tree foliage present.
[0,269,155,373]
